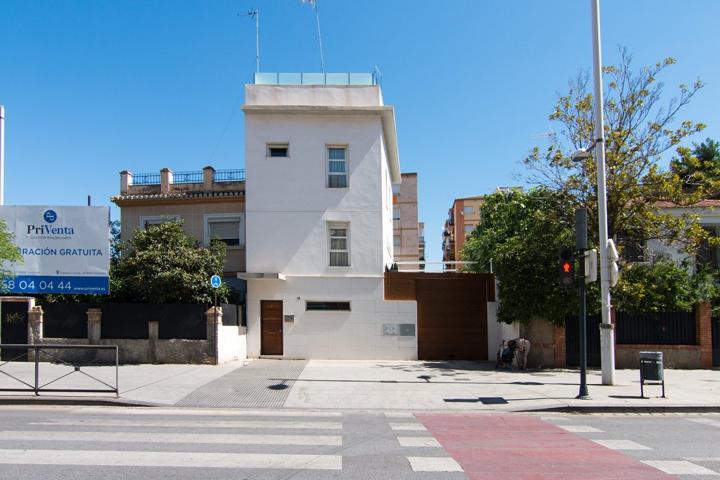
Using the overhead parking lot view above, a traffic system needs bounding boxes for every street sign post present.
[210,275,222,324]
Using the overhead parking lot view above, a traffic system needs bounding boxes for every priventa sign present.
[0,206,110,294]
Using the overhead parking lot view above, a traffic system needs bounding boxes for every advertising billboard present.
[0,206,110,294]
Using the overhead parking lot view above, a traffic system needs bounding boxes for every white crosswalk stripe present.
[687,417,720,428]
[0,449,342,470]
[390,422,427,431]
[642,460,718,475]
[31,419,342,429]
[398,437,442,447]
[0,430,342,446]
[407,456,463,472]
[591,439,651,450]
[558,425,603,433]
[73,407,342,417]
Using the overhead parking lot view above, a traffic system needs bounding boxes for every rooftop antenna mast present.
[246,8,259,73]
[303,0,325,74]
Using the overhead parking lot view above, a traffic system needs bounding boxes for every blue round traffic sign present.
[210,275,222,289]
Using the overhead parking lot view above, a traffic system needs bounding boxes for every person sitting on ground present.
[496,339,516,369]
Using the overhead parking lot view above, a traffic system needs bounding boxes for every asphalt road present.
[0,406,717,479]
[536,412,720,479]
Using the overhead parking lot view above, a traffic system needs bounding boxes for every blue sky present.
[2,0,719,264]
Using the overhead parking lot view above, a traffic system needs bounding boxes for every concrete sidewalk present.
[0,359,718,411]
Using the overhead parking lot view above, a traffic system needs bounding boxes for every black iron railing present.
[133,173,161,185]
[0,344,118,397]
[214,169,245,182]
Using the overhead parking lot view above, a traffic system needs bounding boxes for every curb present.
[517,404,720,414]
[0,396,160,408]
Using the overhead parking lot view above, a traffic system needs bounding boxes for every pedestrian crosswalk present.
[0,407,466,479]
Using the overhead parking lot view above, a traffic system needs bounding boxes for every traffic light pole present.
[575,208,590,399]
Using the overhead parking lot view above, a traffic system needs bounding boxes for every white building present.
[240,73,418,359]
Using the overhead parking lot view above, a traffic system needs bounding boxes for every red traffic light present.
[562,262,572,273]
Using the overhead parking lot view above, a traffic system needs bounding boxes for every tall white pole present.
[314,2,325,74]
[591,0,616,385]
[0,105,5,206]
[255,9,260,73]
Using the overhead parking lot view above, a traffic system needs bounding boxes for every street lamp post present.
[590,0,616,385]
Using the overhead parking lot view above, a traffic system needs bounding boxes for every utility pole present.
[590,0,616,385]
[0,105,5,205]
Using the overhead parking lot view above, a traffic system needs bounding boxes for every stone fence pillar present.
[27,306,43,362]
[206,307,223,365]
[203,166,215,191]
[160,168,173,194]
[87,308,102,344]
[148,321,159,364]
[696,302,713,369]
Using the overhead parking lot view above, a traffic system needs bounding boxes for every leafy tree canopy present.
[463,188,577,325]
[524,49,709,256]
[111,220,230,304]
[671,138,720,195]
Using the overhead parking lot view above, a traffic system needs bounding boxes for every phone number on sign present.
[2,280,73,291]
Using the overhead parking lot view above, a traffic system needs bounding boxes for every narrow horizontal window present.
[306,301,351,311]
[267,144,289,158]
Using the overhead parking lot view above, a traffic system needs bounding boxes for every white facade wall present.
[247,278,416,359]
[243,84,411,359]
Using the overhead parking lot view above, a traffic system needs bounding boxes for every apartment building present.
[240,72,417,359]
[442,195,484,264]
[393,172,423,270]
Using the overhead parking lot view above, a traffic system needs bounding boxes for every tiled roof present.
[111,190,245,202]
[656,199,720,208]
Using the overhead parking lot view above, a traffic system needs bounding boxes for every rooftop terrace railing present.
[253,72,378,86]
[131,169,245,186]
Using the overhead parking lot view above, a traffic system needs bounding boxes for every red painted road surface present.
[416,413,676,480]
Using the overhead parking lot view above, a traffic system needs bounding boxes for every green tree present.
[463,188,577,325]
[671,138,720,195]
[0,219,23,283]
[612,260,718,312]
[111,220,230,303]
[524,49,708,256]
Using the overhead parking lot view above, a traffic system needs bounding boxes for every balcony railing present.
[133,173,161,185]
[392,261,475,273]
[254,72,378,86]
[131,169,245,186]
[215,169,246,182]
[173,171,204,184]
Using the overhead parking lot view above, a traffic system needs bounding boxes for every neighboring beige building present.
[393,172,423,270]
[111,166,247,277]
[442,195,484,265]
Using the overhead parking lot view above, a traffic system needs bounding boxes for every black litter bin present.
[639,351,665,398]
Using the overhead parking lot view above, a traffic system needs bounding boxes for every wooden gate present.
[385,272,494,360]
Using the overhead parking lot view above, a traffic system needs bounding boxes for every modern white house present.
[240,73,418,359]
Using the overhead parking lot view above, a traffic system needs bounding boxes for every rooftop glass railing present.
[253,72,377,86]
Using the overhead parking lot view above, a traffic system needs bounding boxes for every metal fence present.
[173,170,204,184]
[132,172,161,185]
[0,344,118,396]
[214,169,246,182]
[712,316,719,367]
[615,311,696,345]
[565,314,601,367]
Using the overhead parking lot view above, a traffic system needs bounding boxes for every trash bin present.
[639,351,665,398]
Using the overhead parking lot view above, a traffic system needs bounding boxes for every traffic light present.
[559,247,575,289]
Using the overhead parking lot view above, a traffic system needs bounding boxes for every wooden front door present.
[261,300,283,355]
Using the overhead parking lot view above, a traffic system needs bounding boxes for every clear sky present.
[2,0,719,265]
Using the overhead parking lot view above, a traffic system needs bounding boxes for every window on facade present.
[464,224,475,236]
[306,301,351,311]
[206,215,244,247]
[328,223,350,266]
[463,206,473,216]
[141,216,180,230]
[267,144,289,158]
[393,206,401,221]
[327,147,348,188]
[393,234,401,247]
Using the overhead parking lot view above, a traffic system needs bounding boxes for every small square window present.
[205,215,245,247]
[393,234,401,247]
[463,206,473,216]
[464,224,475,236]
[267,144,289,158]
